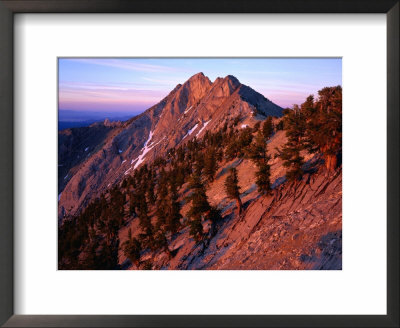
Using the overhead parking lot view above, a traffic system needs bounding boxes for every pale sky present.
[59,58,342,115]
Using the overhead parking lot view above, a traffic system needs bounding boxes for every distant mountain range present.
[58,110,140,130]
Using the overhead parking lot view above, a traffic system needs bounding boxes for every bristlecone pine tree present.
[165,180,182,235]
[262,116,274,140]
[123,228,142,266]
[203,147,218,183]
[224,167,243,215]
[247,130,272,194]
[155,168,169,230]
[305,86,342,172]
[279,105,307,181]
[186,172,212,241]
[137,186,153,236]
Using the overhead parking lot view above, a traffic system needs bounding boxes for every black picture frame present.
[0,1,398,327]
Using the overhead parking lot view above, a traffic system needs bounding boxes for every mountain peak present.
[190,71,206,78]
[185,72,211,86]
[177,73,212,103]
[224,74,240,84]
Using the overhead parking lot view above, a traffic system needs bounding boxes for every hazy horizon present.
[59,58,342,118]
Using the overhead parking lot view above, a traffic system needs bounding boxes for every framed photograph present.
[0,0,398,327]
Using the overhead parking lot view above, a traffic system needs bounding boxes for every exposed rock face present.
[58,73,283,222]
[58,123,115,195]
[206,169,342,270]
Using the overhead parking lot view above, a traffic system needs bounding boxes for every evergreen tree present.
[279,140,304,181]
[123,228,142,266]
[224,168,243,215]
[262,116,274,140]
[129,190,138,217]
[186,172,211,241]
[255,163,272,194]
[225,133,239,160]
[155,168,169,229]
[204,147,218,183]
[165,180,182,235]
[96,238,119,270]
[247,131,272,194]
[247,131,269,164]
[146,171,156,205]
[237,127,253,156]
[275,120,284,131]
[279,105,306,181]
[253,121,261,133]
[193,152,205,176]
[305,86,342,172]
[137,187,152,235]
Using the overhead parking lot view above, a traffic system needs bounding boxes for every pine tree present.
[247,131,269,164]
[246,131,272,194]
[279,105,306,181]
[225,134,239,160]
[155,182,168,229]
[129,190,138,217]
[137,187,152,235]
[193,152,205,176]
[253,121,261,133]
[97,237,119,270]
[204,147,218,183]
[255,163,272,194]
[237,127,253,156]
[224,167,243,215]
[165,180,182,235]
[262,116,274,140]
[155,168,169,229]
[305,86,342,172]
[146,171,156,205]
[279,140,304,181]
[123,228,142,266]
[186,172,211,241]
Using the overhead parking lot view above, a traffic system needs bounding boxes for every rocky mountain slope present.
[116,131,342,270]
[58,73,283,223]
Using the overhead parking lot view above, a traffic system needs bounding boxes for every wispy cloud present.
[64,58,183,73]
[142,77,185,85]
[59,80,168,111]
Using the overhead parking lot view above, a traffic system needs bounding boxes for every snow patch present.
[182,123,199,140]
[121,160,126,164]
[84,147,89,152]
[63,174,69,180]
[118,149,123,153]
[133,131,163,169]
[241,124,249,129]
[184,106,193,114]
[124,167,133,175]
[58,193,62,201]
[196,120,211,137]
[131,158,138,165]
